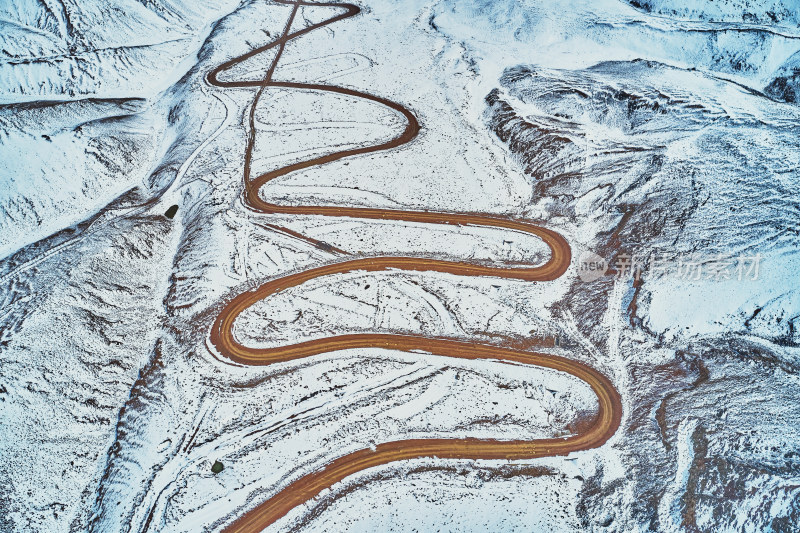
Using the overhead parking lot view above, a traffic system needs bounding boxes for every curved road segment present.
[206,1,623,531]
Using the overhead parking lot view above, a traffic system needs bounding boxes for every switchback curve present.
[206,1,622,531]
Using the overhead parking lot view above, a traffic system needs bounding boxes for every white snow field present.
[1,0,798,532]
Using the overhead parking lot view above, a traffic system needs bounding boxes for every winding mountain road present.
[206,1,622,531]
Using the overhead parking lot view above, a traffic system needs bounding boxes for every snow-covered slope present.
[624,0,800,28]
[0,0,243,103]
[482,59,800,530]
[1,0,798,531]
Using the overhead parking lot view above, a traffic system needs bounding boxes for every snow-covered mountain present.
[1,0,798,531]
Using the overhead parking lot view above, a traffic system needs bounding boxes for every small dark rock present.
[765,75,797,103]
